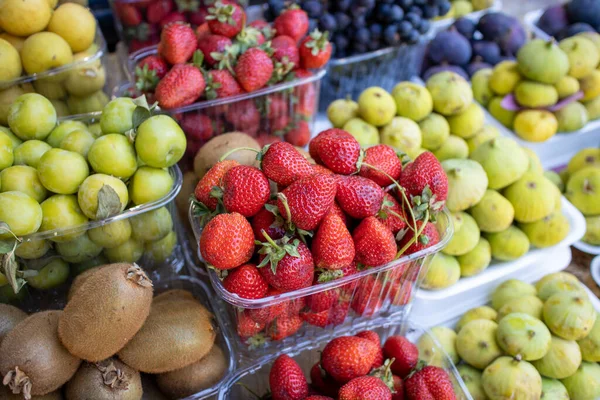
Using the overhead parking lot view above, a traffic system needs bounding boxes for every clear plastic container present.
[188,202,452,363]
[0,27,111,121]
[431,0,503,32]
[217,321,472,400]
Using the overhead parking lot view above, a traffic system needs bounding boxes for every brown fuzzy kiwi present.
[0,311,81,399]
[193,132,260,179]
[66,265,107,301]
[65,358,143,400]
[0,304,27,343]
[155,345,227,399]
[153,289,196,304]
[0,385,64,399]
[117,297,216,374]
[59,263,153,362]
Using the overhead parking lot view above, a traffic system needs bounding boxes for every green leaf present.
[1,250,25,294]
[0,240,14,255]
[96,185,123,220]
[264,203,279,215]
[132,106,152,131]
[0,222,18,241]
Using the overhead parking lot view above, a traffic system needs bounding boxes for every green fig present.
[485,226,530,261]
[426,71,473,116]
[419,113,450,151]
[490,61,522,95]
[417,326,459,367]
[535,272,585,301]
[457,237,492,277]
[561,362,600,400]
[458,364,488,400]
[565,166,600,216]
[391,81,433,122]
[514,81,559,108]
[540,377,569,399]
[491,279,537,311]
[544,171,565,193]
[497,295,544,321]
[517,39,569,85]
[472,68,494,107]
[442,159,488,212]
[519,211,570,248]
[555,101,589,132]
[482,356,542,400]
[467,125,500,155]
[447,102,485,139]
[456,319,503,369]
[487,96,516,128]
[532,335,582,379]
[504,173,557,223]
[543,292,597,340]
[496,313,552,360]
[470,137,529,190]
[577,312,600,362]
[583,215,600,245]
[443,212,481,256]
[433,135,469,161]
[420,253,461,290]
[456,306,498,333]
[470,190,515,233]
[567,148,600,175]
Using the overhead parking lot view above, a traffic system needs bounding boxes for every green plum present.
[0,165,47,202]
[128,166,174,205]
[38,149,89,194]
[0,130,13,171]
[104,237,143,263]
[8,93,57,140]
[13,140,51,168]
[87,122,102,138]
[46,120,87,148]
[39,194,89,242]
[135,115,186,168]
[88,134,137,179]
[56,233,103,263]
[14,239,50,259]
[72,254,108,276]
[0,126,22,148]
[26,259,70,290]
[60,129,95,157]
[88,219,132,248]
[144,230,177,263]
[130,206,173,242]
[0,191,42,238]
[99,97,137,134]
[77,174,129,220]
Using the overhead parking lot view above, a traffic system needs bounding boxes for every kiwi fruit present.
[0,386,63,399]
[156,345,228,399]
[59,263,154,362]
[117,296,216,374]
[153,289,196,304]
[193,132,260,179]
[0,311,81,398]
[65,358,142,400]
[0,304,27,343]
[67,266,102,301]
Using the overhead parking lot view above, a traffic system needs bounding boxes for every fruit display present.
[0,93,185,301]
[473,35,600,142]
[0,266,231,400]
[190,127,452,349]
[438,0,497,19]
[536,0,600,40]
[422,12,526,79]
[219,324,469,399]
[425,272,600,400]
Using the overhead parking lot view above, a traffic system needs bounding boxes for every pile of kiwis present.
[0,262,227,399]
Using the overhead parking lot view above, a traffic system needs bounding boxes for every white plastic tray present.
[573,240,600,256]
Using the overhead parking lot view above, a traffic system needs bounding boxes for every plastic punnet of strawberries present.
[262,330,458,400]
[192,128,449,344]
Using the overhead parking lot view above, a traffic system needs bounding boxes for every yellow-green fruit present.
[541,378,569,399]
[458,365,488,400]
[50,100,69,118]
[77,174,128,220]
[471,68,494,107]
[519,211,570,248]
[0,38,21,81]
[561,362,600,400]
[8,93,57,141]
[472,0,493,10]
[522,147,543,175]
[456,319,503,369]
[457,237,492,277]
[470,189,515,233]
[443,212,480,256]
[60,129,95,157]
[46,120,88,148]
[452,0,472,16]
[128,166,174,206]
[40,194,88,242]
[554,76,581,99]
[15,238,50,259]
[0,83,35,126]
[327,99,359,128]
[144,230,177,263]
[88,219,132,249]
[0,0,52,37]
[380,117,421,156]
[487,96,516,128]
[56,233,103,263]
[433,135,469,161]
[559,36,600,79]
[0,131,13,171]
[417,326,459,367]
[467,125,500,154]
[583,215,600,245]
[544,171,565,192]
[583,94,600,119]
[0,126,21,149]
[555,101,589,132]
[342,118,380,147]
[0,33,25,52]
[486,226,530,261]
[567,148,600,175]
[47,3,96,53]
[33,80,67,100]
[489,61,522,95]
[103,237,144,263]
[456,306,498,332]
[442,159,488,211]
[504,173,557,223]
[514,110,558,142]
[446,102,485,139]
[26,259,71,289]
[0,191,42,237]
[535,272,585,302]
[498,295,544,321]
[579,70,600,101]
[577,32,600,52]
[419,113,450,151]
[470,137,529,190]
[67,90,109,115]
[391,82,433,122]
[532,335,582,379]
[517,39,569,85]
[426,71,473,116]
[515,81,559,108]
[0,165,47,203]
[565,166,600,215]
[544,292,597,340]
[20,32,73,75]
[491,279,537,310]
[130,206,173,242]
[496,313,552,360]
[357,87,396,127]
[38,148,89,195]
[419,253,461,290]
[577,313,600,361]
[482,357,542,400]
[63,57,106,97]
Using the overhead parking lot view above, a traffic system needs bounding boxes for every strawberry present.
[247,287,286,324]
[300,309,330,328]
[273,6,309,42]
[356,330,384,368]
[234,48,274,92]
[337,176,385,219]
[377,194,407,235]
[299,29,332,69]
[306,288,339,312]
[194,159,239,210]
[147,0,173,23]
[221,165,270,217]
[404,366,457,400]
[225,99,260,135]
[397,221,440,256]
[268,314,303,341]
[197,34,232,66]
[360,145,403,187]
[328,299,350,325]
[387,279,412,306]
[159,12,186,29]
[383,336,419,378]
[351,275,384,317]
[116,3,142,26]
[265,95,288,119]
[310,362,341,397]
[260,142,313,187]
[353,217,397,267]
[258,238,314,292]
[339,376,392,400]
[306,396,334,400]
[135,55,169,92]
[284,120,311,147]
[130,38,159,53]
[206,1,245,38]
[181,113,214,142]
[196,22,211,41]
[249,19,269,30]
[311,212,355,270]
[308,128,328,164]
[235,26,266,52]
[313,129,361,175]
[272,35,300,66]
[199,212,254,270]
[271,115,291,133]
[399,152,448,212]
[284,297,306,317]
[223,263,269,299]
[270,355,309,400]
[392,375,405,400]
[321,336,379,383]
[155,55,206,109]
[312,164,333,175]
[256,133,282,147]
[328,202,349,227]
[160,22,197,64]
[277,173,337,231]
[293,69,316,117]
[237,310,265,338]
[189,7,209,26]
[252,202,286,242]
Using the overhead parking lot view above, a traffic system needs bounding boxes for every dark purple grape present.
[319,13,337,32]
[398,20,413,36]
[405,12,422,27]
[421,5,439,19]
[370,23,383,40]
[334,12,351,31]
[353,14,367,28]
[408,6,423,17]
[368,39,380,51]
[397,0,414,9]
[353,42,368,53]
[375,3,393,22]
[437,1,451,16]
[354,27,371,44]
[414,0,426,5]
[390,5,405,22]
[419,19,431,34]
[384,24,401,45]
[333,34,349,52]
[357,0,375,8]
[302,0,323,19]
[335,0,352,12]
[406,29,420,44]
[453,17,476,39]
[308,18,318,32]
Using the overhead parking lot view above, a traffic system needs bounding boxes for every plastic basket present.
[217,321,472,400]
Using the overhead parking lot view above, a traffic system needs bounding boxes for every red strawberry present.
[256,133,282,147]
[194,159,239,210]
[392,375,405,400]
[299,29,332,69]
[116,3,142,26]
[265,95,288,119]
[312,164,333,175]
[197,34,232,66]
[159,12,186,29]
[260,142,314,187]
[135,55,169,92]
[196,22,211,40]
[222,165,270,217]
[247,287,287,324]
[293,69,316,117]
[321,336,379,383]
[249,19,269,30]
[223,263,269,299]
[383,336,419,378]
[351,275,384,317]
[377,194,407,235]
[258,239,314,292]
[397,221,440,256]
[206,1,245,38]
[284,120,311,147]
[310,363,341,397]
[155,58,206,109]
[306,396,334,400]
[272,35,300,66]
[339,376,392,400]
[337,176,385,219]
[399,152,448,212]
[237,310,265,338]
[311,213,355,270]
[160,22,197,64]
[268,314,303,340]
[235,26,266,51]
[225,99,260,135]
[277,173,337,231]
[387,279,412,306]
[147,0,173,23]
[404,366,457,400]
[188,7,209,25]
[308,128,328,164]
[353,217,397,267]
[355,331,383,364]
[313,128,361,175]
[300,309,330,328]
[234,48,274,92]
[270,354,309,400]
[273,6,309,42]
[328,202,348,226]
[360,145,403,187]
[284,296,306,317]
[252,202,286,242]
[306,288,340,312]
[130,38,159,53]
[328,299,350,325]
[180,113,214,142]
[199,212,254,270]
[271,115,291,133]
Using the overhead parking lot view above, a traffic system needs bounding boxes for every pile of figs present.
[537,0,600,40]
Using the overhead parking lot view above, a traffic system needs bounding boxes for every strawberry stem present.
[219,146,260,162]
[260,230,281,251]
[395,210,430,259]
[276,193,292,225]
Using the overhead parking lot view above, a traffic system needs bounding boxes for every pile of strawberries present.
[193,128,448,343]
[267,330,457,400]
